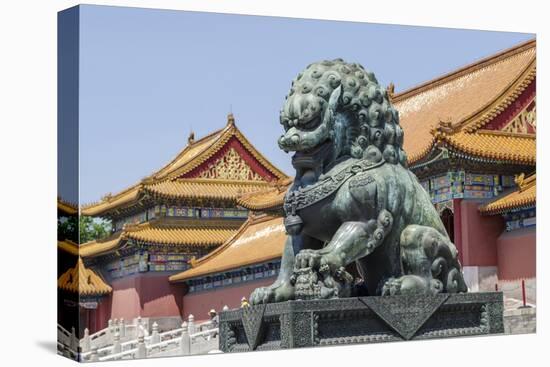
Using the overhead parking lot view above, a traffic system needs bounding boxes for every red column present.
[453,198,463,263]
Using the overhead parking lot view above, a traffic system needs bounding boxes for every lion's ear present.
[328,85,342,112]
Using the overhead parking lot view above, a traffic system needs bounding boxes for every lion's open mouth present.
[291,139,332,169]
[299,114,322,132]
[299,138,330,155]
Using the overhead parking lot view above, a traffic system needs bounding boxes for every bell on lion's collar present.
[284,214,304,235]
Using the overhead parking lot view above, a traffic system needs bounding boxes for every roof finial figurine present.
[515,172,526,190]
[227,112,235,126]
[386,82,395,99]
[187,131,195,144]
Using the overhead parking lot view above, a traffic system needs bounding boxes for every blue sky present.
[78,5,533,204]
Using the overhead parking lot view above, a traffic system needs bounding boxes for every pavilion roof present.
[169,215,286,283]
[479,173,536,215]
[78,232,124,258]
[77,219,240,258]
[122,220,238,246]
[146,179,271,201]
[58,197,78,215]
[236,178,292,211]
[82,114,289,217]
[393,39,536,166]
[58,239,80,256]
[58,257,112,296]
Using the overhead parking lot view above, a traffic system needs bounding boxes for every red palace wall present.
[459,200,504,267]
[183,278,275,322]
[496,227,536,280]
[94,273,185,331]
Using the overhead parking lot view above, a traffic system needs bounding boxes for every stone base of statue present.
[219,292,504,352]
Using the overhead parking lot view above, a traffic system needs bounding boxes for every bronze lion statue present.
[250,59,467,304]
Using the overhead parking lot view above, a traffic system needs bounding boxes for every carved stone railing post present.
[180,322,191,355]
[82,328,91,353]
[90,346,99,362]
[112,332,121,356]
[70,327,78,352]
[107,319,114,343]
[136,329,147,359]
[188,314,195,334]
[135,316,142,339]
[120,318,126,338]
[151,322,160,344]
[114,318,119,334]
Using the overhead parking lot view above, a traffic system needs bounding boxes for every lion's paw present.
[250,286,274,305]
[250,282,294,305]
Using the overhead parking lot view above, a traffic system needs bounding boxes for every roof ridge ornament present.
[140,176,155,185]
[386,82,395,100]
[514,172,532,191]
[438,118,454,131]
[101,192,113,202]
[227,113,235,126]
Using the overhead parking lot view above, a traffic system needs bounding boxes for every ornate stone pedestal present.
[219,292,504,352]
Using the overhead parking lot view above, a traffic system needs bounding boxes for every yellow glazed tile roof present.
[79,232,124,257]
[149,118,287,181]
[58,258,112,296]
[58,240,80,256]
[146,179,271,202]
[123,220,237,246]
[150,128,226,180]
[82,115,289,217]
[435,130,536,164]
[236,178,292,211]
[78,219,239,257]
[169,215,286,282]
[58,198,78,215]
[392,39,536,165]
[81,186,141,216]
[480,173,536,215]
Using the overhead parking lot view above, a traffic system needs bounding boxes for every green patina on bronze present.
[250,59,467,304]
